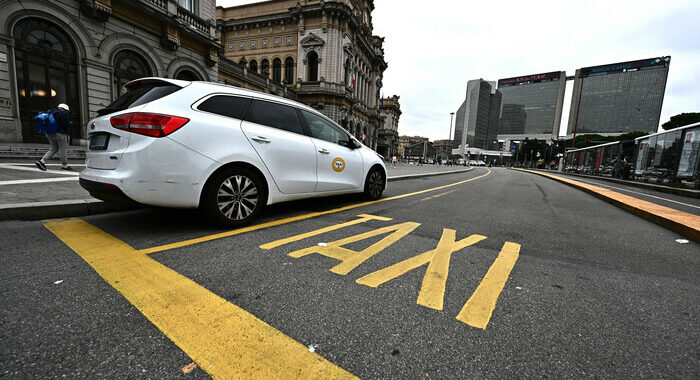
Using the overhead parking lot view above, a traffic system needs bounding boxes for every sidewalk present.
[0,142,86,159]
[532,168,700,198]
[0,159,474,221]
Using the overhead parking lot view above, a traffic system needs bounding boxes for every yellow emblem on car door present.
[332,157,345,172]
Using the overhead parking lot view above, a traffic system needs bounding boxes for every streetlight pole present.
[448,112,454,160]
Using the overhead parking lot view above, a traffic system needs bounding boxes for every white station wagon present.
[80,78,387,226]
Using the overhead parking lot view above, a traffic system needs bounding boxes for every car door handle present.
[318,148,330,154]
[251,136,271,143]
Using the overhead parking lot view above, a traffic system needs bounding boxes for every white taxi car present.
[80,78,386,227]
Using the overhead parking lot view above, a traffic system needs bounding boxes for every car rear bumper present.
[79,178,138,205]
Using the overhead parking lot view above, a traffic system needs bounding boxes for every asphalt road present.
[1,168,698,378]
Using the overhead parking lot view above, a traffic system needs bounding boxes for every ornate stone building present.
[398,135,428,158]
[216,0,387,150]
[0,0,220,143]
[377,94,400,158]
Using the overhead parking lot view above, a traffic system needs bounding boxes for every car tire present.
[203,167,265,227]
[363,167,385,200]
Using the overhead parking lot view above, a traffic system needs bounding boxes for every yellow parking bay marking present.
[45,219,356,379]
[289,222,421,275]
[260,214,392,250]
[456,242,520,329]
[139,169,492,255]
[356,232,487,310]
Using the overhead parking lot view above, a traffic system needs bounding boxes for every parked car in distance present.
[79,78,387,227]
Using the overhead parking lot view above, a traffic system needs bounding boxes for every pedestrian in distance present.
[391,155,397,168]
[35,103,73,171]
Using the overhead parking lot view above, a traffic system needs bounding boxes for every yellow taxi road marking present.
[45,219,357,379]
[288,222,421,275]
[139,169,492,255]
[355,232,487,311]
[260,214,392,250]
[456,242,520,329]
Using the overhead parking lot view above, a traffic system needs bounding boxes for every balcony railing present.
[143,0,166,11]
[176,6,209,36]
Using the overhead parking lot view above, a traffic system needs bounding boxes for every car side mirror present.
[341,139,361,149]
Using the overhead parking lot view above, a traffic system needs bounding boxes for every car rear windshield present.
[96,82,182,116]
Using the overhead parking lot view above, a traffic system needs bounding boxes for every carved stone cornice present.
[80,0,112,22]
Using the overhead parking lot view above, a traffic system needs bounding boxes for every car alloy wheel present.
[217,175,259,220]
[365,168,385,200]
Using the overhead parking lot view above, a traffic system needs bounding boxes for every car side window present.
[301,110,350,147]
[197,95,252,119]
[244,100,304,134]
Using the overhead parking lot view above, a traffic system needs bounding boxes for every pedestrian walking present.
[391,155,397,168]
[35,103,73,171]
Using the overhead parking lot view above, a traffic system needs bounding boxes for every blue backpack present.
[35,109,60,135]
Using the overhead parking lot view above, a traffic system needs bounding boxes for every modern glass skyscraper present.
[453,79,501,153]
[567,57,670,135]
[497,71,566,136]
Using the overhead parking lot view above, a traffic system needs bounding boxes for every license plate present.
[89,134,110,150]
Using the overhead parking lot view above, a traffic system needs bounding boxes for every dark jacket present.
[51,108,71,135]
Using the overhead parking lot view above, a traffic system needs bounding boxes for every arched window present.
[113,50,152,97]
[260,59,269,78]
[306,51,318,82]
[272,58,281,83]
[175,69,201,81]
[344,59,351,86]
[13,17,79,142]
[284,57,294,85]
[249,60,258,73]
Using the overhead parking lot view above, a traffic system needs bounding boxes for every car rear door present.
[240,99,317,194]
[299,109,364,192]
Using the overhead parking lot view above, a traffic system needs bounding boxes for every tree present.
[662,113,700,130]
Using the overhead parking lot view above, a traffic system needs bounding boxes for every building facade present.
[0,0,219,143]
[216,0,387,150]
[404,140,435,161]
[496,71,566,141]
[453,79,501,156]
[398,135,428,157]
[377,94,400,158]
[567,56,670,135]
[433,139,452,159]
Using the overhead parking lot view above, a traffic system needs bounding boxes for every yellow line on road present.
[260,214,392,250]
[139,169,492,255]
[456,242,520,329]
[45,219,357,379]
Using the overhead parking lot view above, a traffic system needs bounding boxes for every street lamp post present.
[448,112,454,160]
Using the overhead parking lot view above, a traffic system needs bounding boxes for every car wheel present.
[204,167,265,227]
[364,167,385,200]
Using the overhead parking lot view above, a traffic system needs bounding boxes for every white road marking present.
[0,163,85,167]
[0,164,80,176]
[0,177,79,186]
[571,177,700,210]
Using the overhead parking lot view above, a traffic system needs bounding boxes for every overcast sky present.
[217,0,700,140]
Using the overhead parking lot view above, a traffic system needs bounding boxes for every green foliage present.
[661,113,700,130]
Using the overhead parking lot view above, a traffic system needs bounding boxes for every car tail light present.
[110,112,189,137]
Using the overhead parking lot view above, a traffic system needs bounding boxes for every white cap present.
[58,103,69,111]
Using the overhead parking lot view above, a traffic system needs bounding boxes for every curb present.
[512,168,700,242]
[531,169,700,199]
[388,166,474,181]
[0,167,476,222]
[0,199,141,222]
